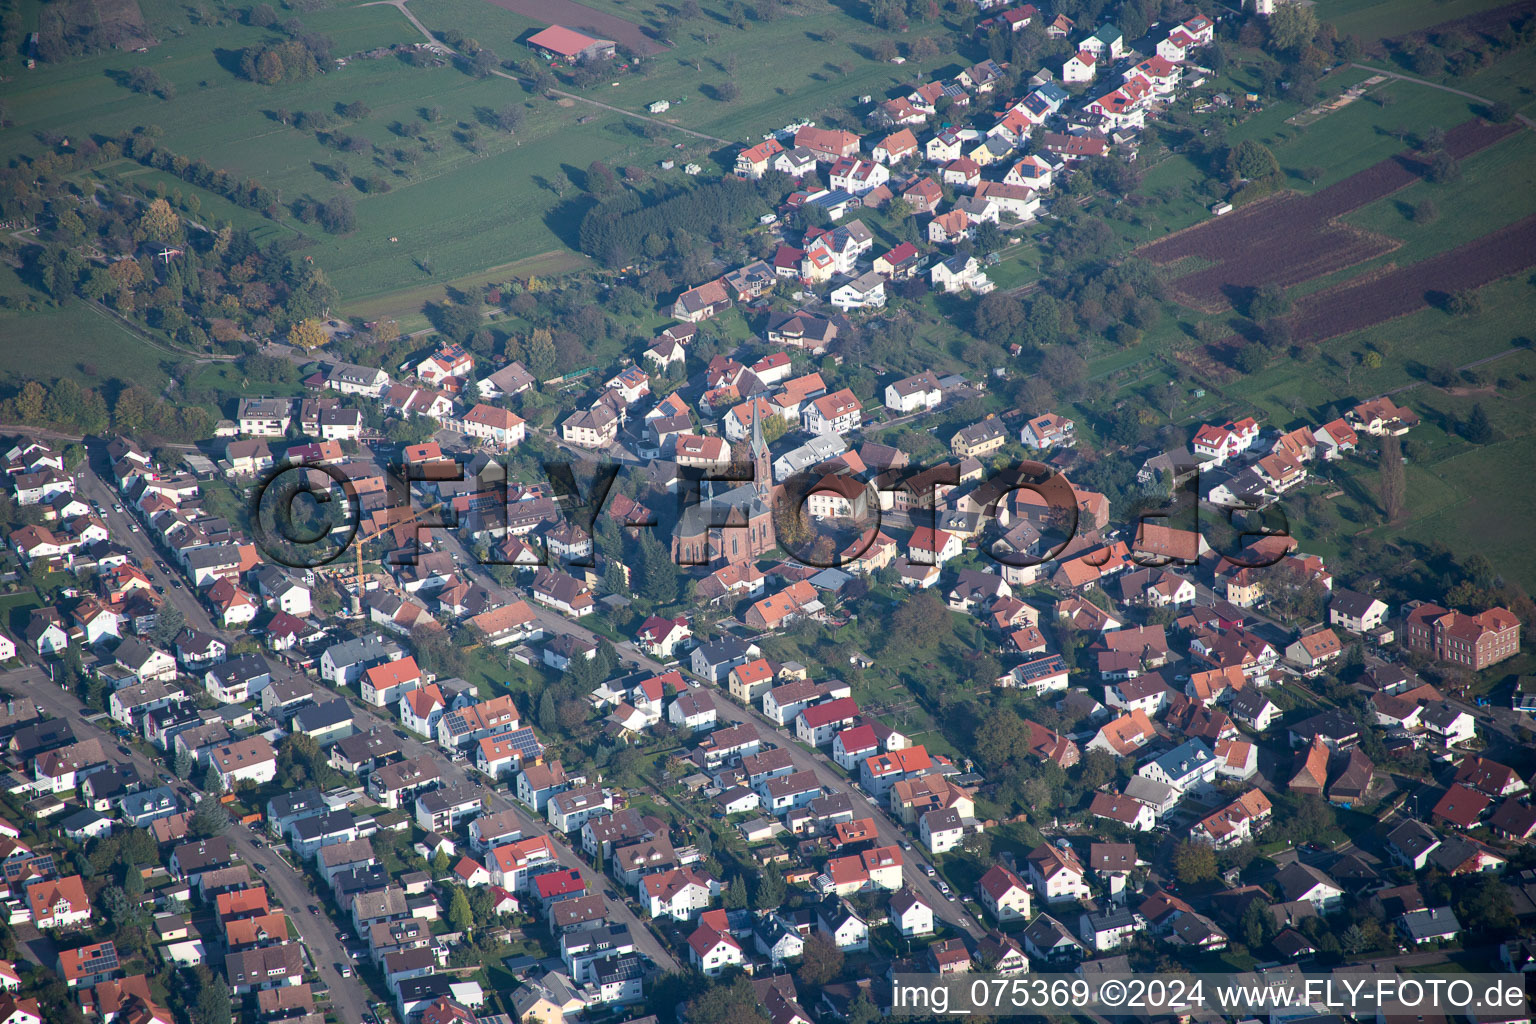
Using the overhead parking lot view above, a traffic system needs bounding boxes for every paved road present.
[333,694,682,972]
[75,432,978,957]
[430,529,985,940]
[75,441,682,972]
[229,827,374,1023]
[409,498,984,938]
[715,693,987,940]
[77,458,213,630]
[13,661,378,1018]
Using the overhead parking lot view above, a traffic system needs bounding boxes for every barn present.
[526,25,617,62]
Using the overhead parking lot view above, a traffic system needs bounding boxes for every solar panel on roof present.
[88,943,120,971]
[496,727,545,760]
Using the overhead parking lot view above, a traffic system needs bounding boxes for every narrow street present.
[71,438,682,972]
[70,429,981,962]
[338,699,682,972]
[17,660,378,1021]
[427,519,983,937]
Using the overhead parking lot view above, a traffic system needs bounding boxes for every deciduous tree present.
[1173,840,1217,884]
[289,317,328,350]
[796,932,844,986]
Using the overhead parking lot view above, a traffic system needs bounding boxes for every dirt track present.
[480,0,666,55]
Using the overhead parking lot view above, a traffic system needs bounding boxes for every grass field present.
[0,265,179,390]
[1076,67,1490,269]
[1318,0,1512,47]
[339,249,590,325]
[502,0,961,142]
[1191,262,1536,585]
[0,1,687,305]
[1454,46,1536,117]
[1343,125,1536,260]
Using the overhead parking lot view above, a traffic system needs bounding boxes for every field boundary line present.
[81,300,239,364]
[360,0,731,144]
[1350,62,1536,131]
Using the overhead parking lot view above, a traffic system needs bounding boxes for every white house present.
[1423,703,1477,748]
[977,865,1032,923]
[400,685,446,738]
[668,691,717,733]
[210,737,278,789]
[816,900,870,952]
[908,527,962,566]
[643,868,718,921]
[1330,589,1390,634]
[1026,844,1089,903]
[1276,863,1344,911]
[920,807,968,854]
[884,372,942,414]
[889,888,934,937]
[457,405,526,450]
[829,273,886,312]
[1136,740,1219,793]
[1063,51,1097,83]
[687,914,743,977]
[795,697,859,747]
[930,254,994,294]
[802,389,863,436]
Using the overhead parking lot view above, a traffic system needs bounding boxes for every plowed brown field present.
[1138,120,1518,310]
[1286,214,1536,344]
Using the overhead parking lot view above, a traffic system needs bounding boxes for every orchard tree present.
[797,932,844,986]
[449,886,474,934]
[1267,4,1317,54]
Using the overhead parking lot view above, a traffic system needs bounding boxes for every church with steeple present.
[670,402,777,566]
[751,399,772,499]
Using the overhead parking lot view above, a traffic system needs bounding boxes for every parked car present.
[922,865,935,877]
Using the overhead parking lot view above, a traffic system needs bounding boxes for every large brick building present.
[1403,601,1521,671]
[671,404,775,567]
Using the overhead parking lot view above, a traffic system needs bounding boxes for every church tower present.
[751,401,771,498]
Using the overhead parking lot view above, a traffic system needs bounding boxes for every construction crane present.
[347,500,447,614]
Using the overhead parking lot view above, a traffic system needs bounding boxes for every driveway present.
[338,698,682,972]
[430,519,984,940]
[15,662,378,1017]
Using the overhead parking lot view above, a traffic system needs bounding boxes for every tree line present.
[577,177,770,267]
[236,19,333,85]
[119,127,283,218]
